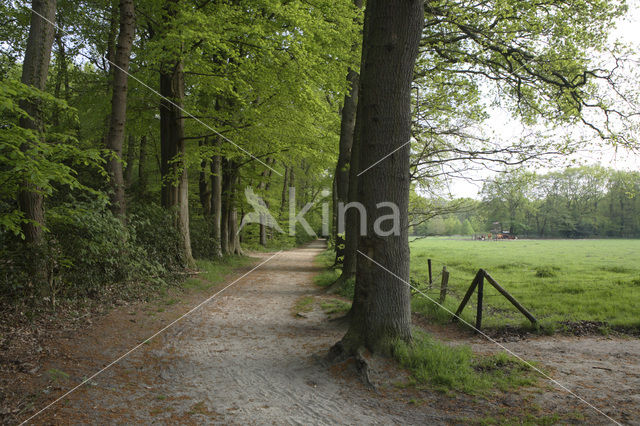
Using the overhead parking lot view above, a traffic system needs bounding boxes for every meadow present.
[409,238,640,331]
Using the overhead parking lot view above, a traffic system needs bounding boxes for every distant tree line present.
[411,166,640,239]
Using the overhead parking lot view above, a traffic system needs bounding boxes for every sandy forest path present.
[29,240,445,424]
[18,240,640,425]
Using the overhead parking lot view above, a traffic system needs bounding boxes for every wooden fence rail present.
[452,268,537,330]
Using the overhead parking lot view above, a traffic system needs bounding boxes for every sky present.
[447,0,640,199]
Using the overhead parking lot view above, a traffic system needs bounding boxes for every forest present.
[1,0,352,303]
[2,0,640,423]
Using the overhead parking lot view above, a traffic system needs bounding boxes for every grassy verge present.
[182,256,253,291]
[393,330,538,395]
[313,249,355,299]
[409,238,640,331]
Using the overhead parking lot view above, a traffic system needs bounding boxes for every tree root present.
[327,341,376,391]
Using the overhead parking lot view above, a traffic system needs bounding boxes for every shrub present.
[128,203,186,274]
[189,215,220,259]
[47,200,160,296]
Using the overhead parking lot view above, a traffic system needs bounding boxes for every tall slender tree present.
[18,0,57,249]
[105,0,135,217]
[333,0,364,267]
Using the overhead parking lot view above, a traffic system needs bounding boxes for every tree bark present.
[124,134,136,187]
[259,161,273,246]
[138,135,148,194]
[18,0,57,249]
[220,159,233,254]
[279,165,289,219]
[160,59,195,268]
[199,138,212,215]
[334,69,360,265]
[105,0,135,217]
[210,138,223,257]
[52,24,69,127]
[339,0,424,355]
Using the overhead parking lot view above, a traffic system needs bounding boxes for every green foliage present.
[0,79,105,237]
[0,198,183,300]
[393,331,536,394]
[189,215,220,260]
[480,167,640,238]
[46,199,162,296]
[128,203,187,274]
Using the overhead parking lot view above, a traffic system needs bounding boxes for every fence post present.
[476,270,484,330]
[453,270,482,321]
[428,258,433,288]
[439,266,449,304]
[483,270,537,325]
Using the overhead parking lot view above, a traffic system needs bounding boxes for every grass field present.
[409,238,640,331]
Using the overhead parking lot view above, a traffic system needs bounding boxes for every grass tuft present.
[393,331,537,394]
[534,266,559,278]
[320,299,351,315]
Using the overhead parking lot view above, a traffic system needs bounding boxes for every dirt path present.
[16,240,640,425]
[28,241,449,424]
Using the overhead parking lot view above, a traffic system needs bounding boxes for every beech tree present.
[105,0,135,217]
[335,0,425,355]
[17,0,57,244]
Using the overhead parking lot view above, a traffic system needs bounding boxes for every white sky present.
[448,1,640,199]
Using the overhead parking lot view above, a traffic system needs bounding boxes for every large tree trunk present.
[18,0,57,250]
[338,0,424,356]
[210,138,223,257]
[105,0,135,217]
[160,59,195,267]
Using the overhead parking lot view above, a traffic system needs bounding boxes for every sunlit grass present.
[393,330,538,394]
[409,238,640,330]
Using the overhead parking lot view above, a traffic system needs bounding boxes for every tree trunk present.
[279,165,289,219]
[334,69,360,265]
[339,0,424,355]
[138,135,148,194]
[18,0,57,250]
[259,162,273,246]
[105,0,135,217]
[220,159,233,255]
[159,59,195,268]
[52,25,69,126]
[210,138,223,257]
[124,134,136,187]
[199,138,212,215]
[228,164,243,255]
